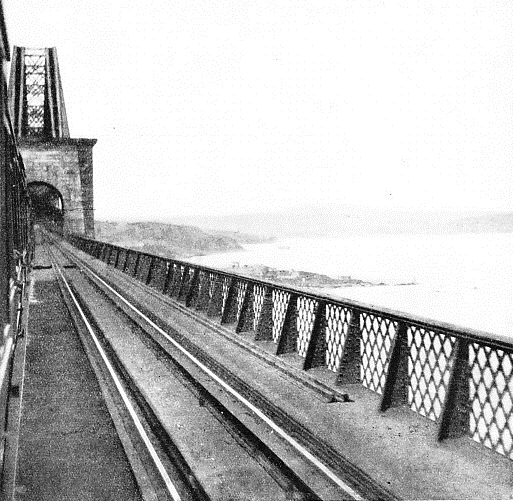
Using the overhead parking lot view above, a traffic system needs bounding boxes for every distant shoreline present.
[217,262,394,289]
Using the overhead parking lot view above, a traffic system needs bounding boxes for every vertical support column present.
[195,273,211,312]
[123,250,131,272]
[162,262,174,294]
[145,256,155,285]
[8,47,25,138]
[380,321,409,411]
[133,252,141,278]
[105,245,113,264]
[185,269,200,307]
[275,294,298,355]
[0,66,9,327]
[235,283,254,333]
[220,279,238,325]
[303,301,327,370]
[113,247,120,268]
[177,266,191,300]
[437,338,470,440]
[335,310,362,385]
[169,265,183,297]
[255,287,273,341]
[148,258,164,290]
[207,275,224,318]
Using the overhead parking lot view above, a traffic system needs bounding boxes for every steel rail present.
[50,255,183,501]
[59,240,365,501]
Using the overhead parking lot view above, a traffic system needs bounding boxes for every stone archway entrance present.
[27,181,65,233]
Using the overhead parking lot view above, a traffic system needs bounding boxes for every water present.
[189,232,513,336]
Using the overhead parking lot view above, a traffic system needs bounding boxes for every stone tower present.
[8,46,96,237]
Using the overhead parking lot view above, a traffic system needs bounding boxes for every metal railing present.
[67,234,513,462]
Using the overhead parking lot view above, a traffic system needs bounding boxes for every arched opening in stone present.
[27,181,65,232]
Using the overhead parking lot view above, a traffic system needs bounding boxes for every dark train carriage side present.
[0,0,32,491]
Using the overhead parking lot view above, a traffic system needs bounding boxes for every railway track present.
[45,239,384,501]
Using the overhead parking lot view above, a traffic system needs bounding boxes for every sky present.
[3,1,513,220]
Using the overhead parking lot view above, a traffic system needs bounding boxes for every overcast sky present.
[4,1,513,220]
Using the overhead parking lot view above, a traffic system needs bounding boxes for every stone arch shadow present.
[27,181,65,233]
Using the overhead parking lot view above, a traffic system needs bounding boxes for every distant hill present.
[167,207,513,238]
[95,221,243,258]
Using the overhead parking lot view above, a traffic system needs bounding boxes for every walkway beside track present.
[13,245,141,501]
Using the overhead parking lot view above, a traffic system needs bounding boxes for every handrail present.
[66,233,513,462]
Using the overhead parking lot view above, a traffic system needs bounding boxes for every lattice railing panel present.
[470,344,513,459]
[235,281,248,321]
[361,313,397,393]
[408,326,456,421]
[253,284,266,331]
[296,296,317,357]
[272,290,290,342]
[221,276,230,315]
[196,270,208,297]
[208,272,216,299]
[326,304,352,372]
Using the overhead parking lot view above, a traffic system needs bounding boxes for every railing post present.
[335,310,362,385]
[235,283,254,333]
[255,286,273,341]
[380,321,409,411]
[177,266,190,300]
[437,338,470,440]
[145,256,155,285]
[120,249,128,272]
[105,245,113,264]
[195,273,211,312]
[162,262,173,294]
[169,266,183,297]
[113,247,120,268]
[221,279,238,325]
[275,294,298,355]
[207,275,224,318]
[133,252,141,278]
[303,300,327,370]
[185,269,200,307]
[148,258,163,290]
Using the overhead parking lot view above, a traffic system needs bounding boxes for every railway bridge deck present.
[1,234,511,500]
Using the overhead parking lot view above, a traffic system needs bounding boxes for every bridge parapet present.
[67,234,513,463]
